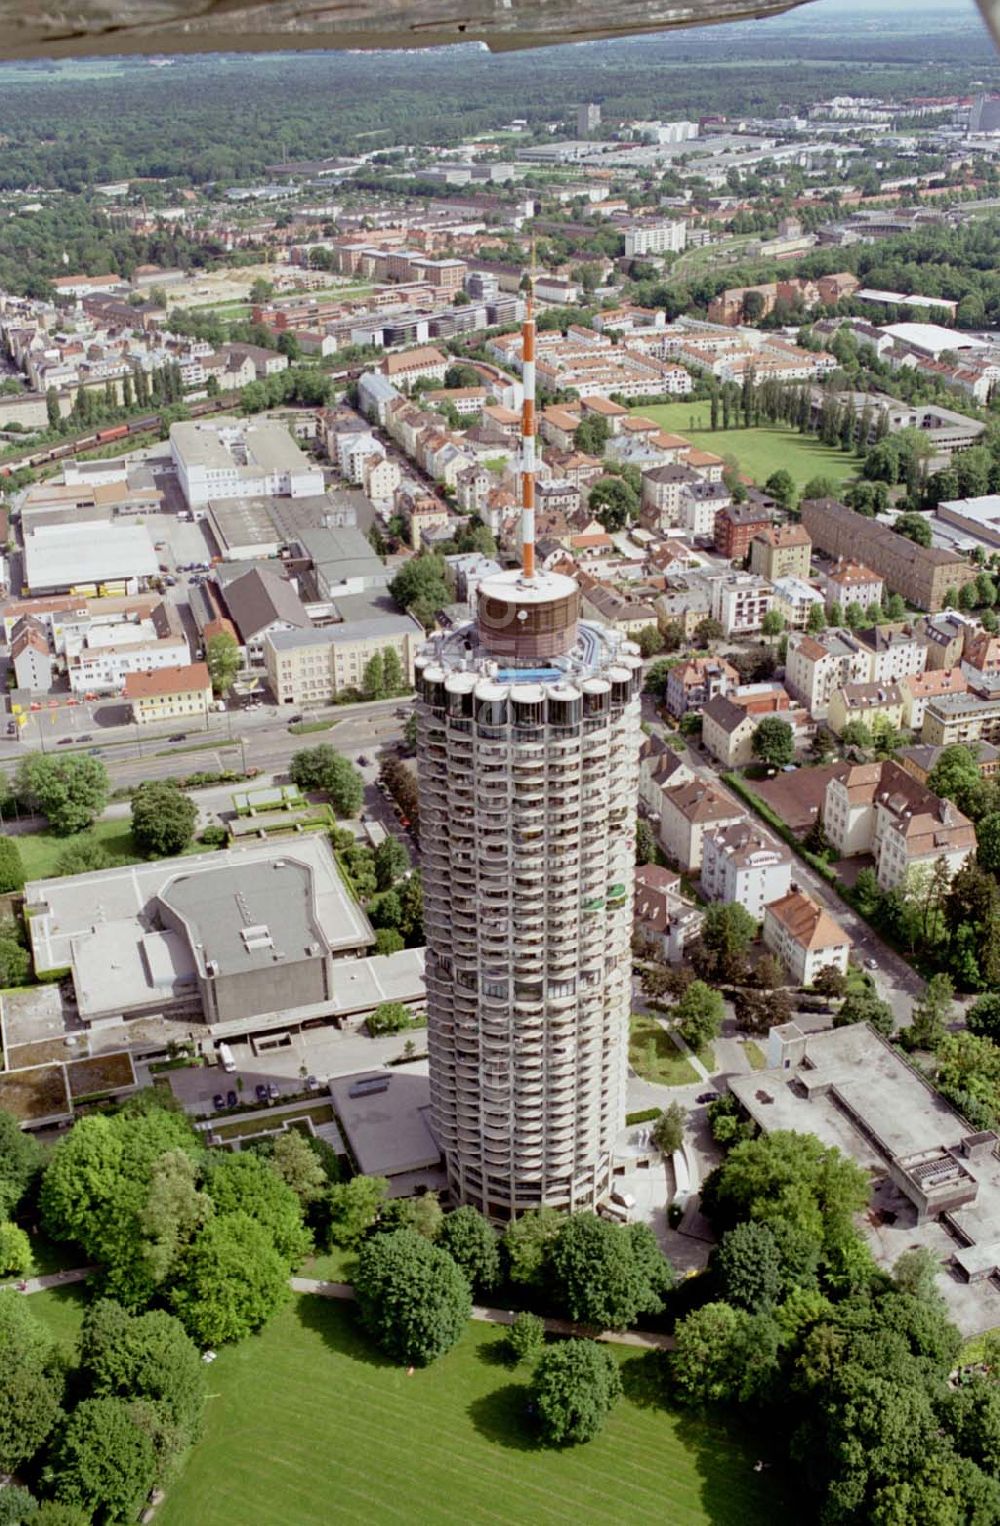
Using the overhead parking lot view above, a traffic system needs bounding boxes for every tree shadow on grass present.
[618,1349,672,1411]
[476,1335,515,1368]
[467,1382,542,1452]
[671,1407,801,1525]
[292,1289,398,1371]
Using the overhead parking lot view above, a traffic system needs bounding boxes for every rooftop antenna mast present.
[521,241,537,580]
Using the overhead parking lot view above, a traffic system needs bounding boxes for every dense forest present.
[0,20,996,192]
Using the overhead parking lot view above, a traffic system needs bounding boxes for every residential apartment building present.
[785,628,870,718]
[710,573,773,637]
[701,695,759,768]
[823,559,884,614]
[622,220,687,258]
[658,780,743,872]
[800,497,977,612]
[715,502,773,560]
[125,663,212,726]
[10,616,51,692]
[664,656,738,719]
[633,865,702,962]
[823,760,975,889]
[771,576,825,630]
[899,668,968,732]
[416,568,642,1217]
[827,681,904,738]
[640,464,700,530]
[852,625,926,685]
[763,890,852,985]
[922,692,1000,748]
[264,615,422,706]
[748,524,812,582]
[701,822,792,921]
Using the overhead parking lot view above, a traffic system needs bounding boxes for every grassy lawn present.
[632,401,858,493]
[156,1296,785,1526]
[16,817,144,882]
[29,1284,88,1358]
[744,1041,767,1072]
[629,1014,712,1086]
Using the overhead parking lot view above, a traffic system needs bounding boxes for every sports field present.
[634,400,858,494]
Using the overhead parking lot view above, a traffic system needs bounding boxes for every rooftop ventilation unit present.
[240,924,273,951]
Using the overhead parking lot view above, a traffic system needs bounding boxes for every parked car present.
[305,1075,320,1091]
[226,1089,237,1108]
[213,1094,225,1110]
[255,1083,268,1103]
[267,1083,280,1101]
[78,734,93,742]
[357,754,370,766]
[168,732,187,743]
[696,1091,717,1104]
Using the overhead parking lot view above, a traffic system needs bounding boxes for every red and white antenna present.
[521,246,536,580]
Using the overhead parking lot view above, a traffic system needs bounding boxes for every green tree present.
[751,716,794,768]
[0,1221,31,1276]
[367,1000,412,1035]
[169,1212,290,1345]
[901,972,954,1053]
[573,414,610,457]
[652,1102,685,1157]
[204,1152,311,1266]
[40,1104,203,1307]
[836,985,895,1036]
[530,1340,622,1446]
[130,780,197,858]
[138,1149,212,1288]
[674,979,725,1051]
[389,554,450,631]
[840,719,873,751]
[506,1311,545,1365]
[355,1228,471,1367]
[289,746,363,817]
[378,1191,442,1242]
[0,1107,44,1217]
[16,754,109,836]
[0,1485,38,1526]
[55,837,112,876]
[764,469,796,511]
[635,818,657,866]
[46,386,61,432]
[0,932,30,989]
[382,646,405,693]
[588,475,638,531]
[975,811,1000,877]
[46,1397,157,1525]
[0,838,25,893]
[437,1206,500,1295]
[327,1174,389,1248]
[670,1301,759,1405]
[760,609,786,640]
[637,624,665,658]
[0,1290,63,1472]
[269,1131,328,1208]
[503,1207,562,1289]
[695,902,758,984]
[894,512,932,548]
[692,616,724,648]
[967,991,1000,1043]
[373,834,409,891]
[806,602,827,635]
[374,927,404,956]
[802,476,839,502]
[79,1300,206,1440]
[715,1222,782,1311]
[205,631,240,696]
[362,651,386,700]
[549,1213,674,1329]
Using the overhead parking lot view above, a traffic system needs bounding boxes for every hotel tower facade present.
[415,277,643,1219]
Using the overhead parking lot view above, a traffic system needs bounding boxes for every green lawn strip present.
[630,403,858,491]
[958,1328,1000,1366]
[28,1284,88,1358]
[157,1296,783,1526]
[629,1014,704,1086]
[744,1041,766,1071]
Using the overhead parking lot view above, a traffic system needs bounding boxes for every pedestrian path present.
[292,1276,675,1350]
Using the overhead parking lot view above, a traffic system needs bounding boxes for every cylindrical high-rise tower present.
[415,568,642,1219]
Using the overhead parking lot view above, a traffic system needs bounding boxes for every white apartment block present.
[785,628,870,718]
[264,615,422,706]
[700,823,792,921]
[64,615,189,695]
[416,571,642,1218]
[823,760,976,891]
[170,418,325,509]
[763,890,851,986]
[623,220,687,259]
[710,573,774,637]
[855,626,927,685]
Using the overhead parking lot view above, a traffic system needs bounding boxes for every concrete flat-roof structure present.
[729,1022,1000,1335]
[25,836,374,1033]
[327,1069,441,1178]
[22,521,159,594]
